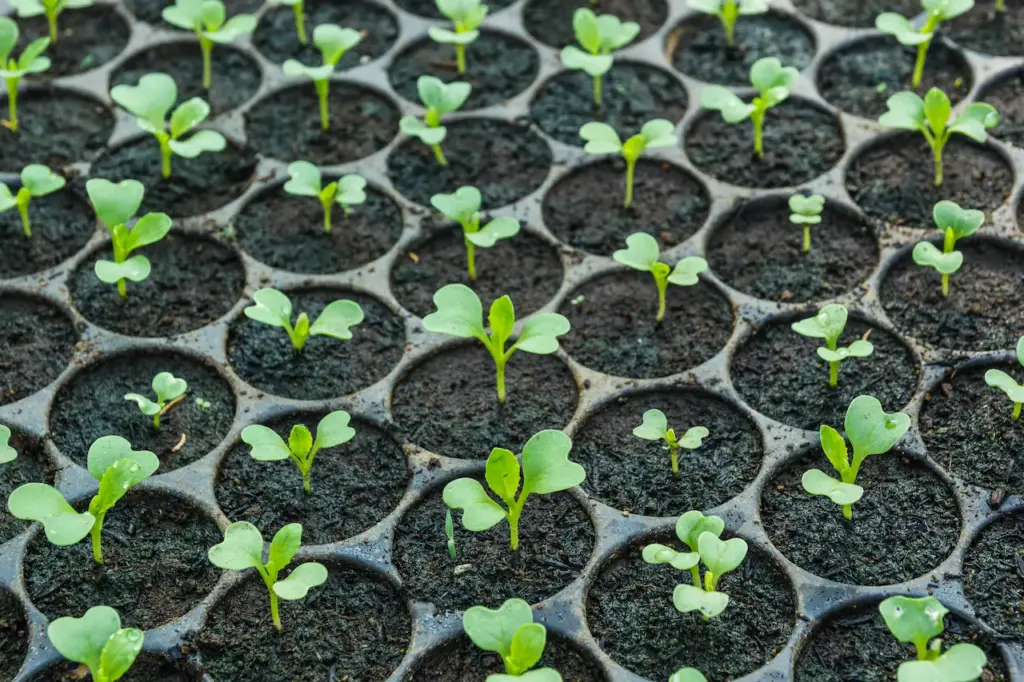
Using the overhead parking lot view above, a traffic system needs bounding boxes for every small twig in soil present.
[171,433,187,453]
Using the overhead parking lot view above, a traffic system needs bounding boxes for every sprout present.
[283,161,366,233]
[7,436,159,563]
[687,0,768,48]
[275,0,306,45]
[878,88,998,187]
[463,598,563,681]
[789,193,824,254]
[428,0,487,74]
[48,606,144,682]
[445,430,585,551]
[421,284,570,403]
[124,372,188,431]
[984,335,1024,420]
[430,186,520,280]
[643,510,748,619]
[0,164,65,238]
[879,595,987,682]
[802,395,911,520]
[282,24,362,131]
[399,76,471,167]
[876,0,974,88]
[791,304,874,388]
[445,509,456,561]
[243,288,364,352]
[0,17,50,133]
[162,0,256,89]
[10,0,94,42]
[632,408,709,479]
[207,521,328,631]
[612,232,708,324]
[910,199,985,297]
[86,178,173,299]
[195,397,211,410]
[700,57,798,160]
[559,8,639,108]
[579,119,678,208]
[0,425,17,464]
[671,670,708,682]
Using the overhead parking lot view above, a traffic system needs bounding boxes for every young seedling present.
[445,509,456,561]
[207,521,328,632]
[802,395,911,520]
[9,0,92,43]
[984,335,1024,420]
[48,606,144,682]
[579,119,678,208]
[0,425,17,464]
[878,88,998,186]
[0,164,65,238]
[444,430,585,551]
[162,0,256,89]
[687,0,768,48]
[559,7,639,108]
[399,75,471,166]
[632,408,709,478]
[86,178,172,299]
[7,436,159,563]
[612,232,708,324]
[428,0,487,75]
[282,24,362,131]
[789,193,824,253]
[243,288,364,352]
[124,372,188,431]
[643,510,748,619]
[430,186,519,280]
[791,304,874,388]
[671,670,708,682]
[911,199,985,297]
[879,595,987,682]
[275,0,306,45]
[0,18,50,133]
[421,284,570,403]
[463,598,563,681]
[876,0,975,88]
[195,397,211,410]
[283,161,366,233]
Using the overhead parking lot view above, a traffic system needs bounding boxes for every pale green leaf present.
[521,430,585,495]
[667,256,708,286]
[701,85,755,123]
[844,395,911,457]
[47,606,126,678]
[0,426,16,464]
[267,522,302,570]
[167,129,226,158]
[466,217,520,247]
[422,283,486,340]
[463,598,534,658]
[913,241,963,274]
[20,164,65,197]
[579,121,622,155]
[284,160,322,196]
[7,483,95,545]
[273,562,328,599]
[984,369,1024,403]
[86,178,144,229]
[512,313,570,354]
[313,410,355,450]
[559,46,612,77]
[443,478,507,531]
[110,72,177,129]
[244,288,293,328]
[675,510,724,551]
[309,299,364,340]
[801,468,864,505]
[641,543,700,570]
[208,520,264,570]
[673,584,730,618]
[633,409,669,441]
[242,424,291,461]
[613,232,660,272]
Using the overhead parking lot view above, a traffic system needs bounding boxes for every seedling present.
[791,304,874,388]
[445,509,456,561]
[275,0,306,45]
[876,0,974,88]
[10,0,92,43]
[687,0,768,48]
[195,397,211,410]
[701,57,798,159]
[243,288,364,352]
[282,24,362,131]
[910,199,985,296]
[0,425,17,464]
[124,372,188,430]
[444,430,585,551]
[7,436,159,563]
[0,18,50,133]
[430,186,519,280]
[559,7,639,107]
[802,395,911,520]
[632,409,709,478]
[579,119,677,208]
[428,0,487,74]
[399,75,471,166]
[421,284,570,403]
[671,670,708,682]
[162,0,256,89]
[612,232,708,324]
[48,606,143,682]
[0,164,65,238]
[984,336,1024,420]
[643,510,748,619]
[208,521,327,631]
[879,595,987,682]
[283,161,366,233]
[789,193,824,253]
[463,598,562,681]
[878,88,998,186]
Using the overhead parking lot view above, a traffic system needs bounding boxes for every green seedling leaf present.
[87,178,144,230]
[675,510,725,552]
[560,7,638,103]
[579,119,678,206]
[633,408,668,441]
[933,200,984,243]
[687,0,768,46]
[701,86,757,122]
[668,257,709,286]
[0,17,51,131]
[241,410,355,494]
[464,598,555,677]
[792,304,848,348]
[801,468,864,505]
[697,532,748,579]
[273,562,328,599]
[673,584,730,619]
[442,478,507,530]
[642,543,701,570]
[3,164,67,236]
[7,483,95,545]
[521,429,585,494]
[702,57,797,157]
[488,670,562,682]
[400,76,470,164]
[94,257,151,286]
[0,425,17,464]
[308,299,364,340]
[613,232,660,270]
[48,606,144,682]
[789,194,825,224]
[430,186,519,276]
[817,340,874,363]
[208,520,263,570]
[86,436,159,483]
[876,12,932,44]
[244,288,363,351]
[880,595,948,647]
[670,669,709,682]
[897,644,987,682]
[612,233,706,322]
[429,0,487,73]
[845,395,911,458]
[124,371,188,429]
[632,409,709,477]
[913,241,963,274]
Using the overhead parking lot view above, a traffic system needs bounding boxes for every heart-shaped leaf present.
[95,256,151,285]
[244,288,293,328]
[463,598,534,657]
[93,455,159,513]
[315,23,361,65]
[87,178,144,229]
[423,283,487,340]
[913,241,963,274]
[673,584,730,618]
[208,520,265,571]
[701,85,756,123]
[933,200,984,241]
[335,174,366,207]
[443,478,507,531]
[87,436,159,482]
[7,483,95,545]
[667,256,708,286]
[675,510,725,551]
[642,543,700,570]
[560,46,612,77]
[401,117,447,145]
[876,12,931,44]
[521,430,584,495]
[613,232,660,272]
[48,606,139,680]
[111,73,177,129]
[844,395,911,457]
[791,304,848,347]
[431,186,482,225]
[698,532,748,578]
[313,410,355,451]
[817,339,874,362]
[152,371,187,403]
[579,121,623,155]
[273,562,328,600]
[0,425,16,464]
[879,91,927,131]
[284,160,322,196]
[242,424,291,461]
[801,468,864,505]
[466,216,520,247]
[633,409,669,441]
[124,393,160,416]
[789,193,825,219]
[984,369,1024,403]
[897,643,987,682]
[309,299,364,340]
[512,313,570,355]
[670,668,708,682]
[168,129,226,158]
[21,164,65,197]
[880,595,948,646]
[679,426,709,450]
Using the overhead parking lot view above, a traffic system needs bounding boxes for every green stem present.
[941,273,949,297]
[723,17,736,48]
[456,44,466,74]
[323,199,333,233]
[302,469,312,495]
[315,80,330,131]
[932,143,943,187]
[432,143,448,166]
[90,512,106,564]
[995,0,1005,11]
[292,2,307,44]
[624,158,636,208]
[689,565,701,589]
[655,275,668,324]
[17,198,30,238]
[593,74,602,109]
[200,37,213,90]
[6,78,18,133]
[466,238,476,280]
[1014,402,1021,420]
[153,412,161,430]
[829,360,839,388]
[802,226,810,253]
[669,444,679,478]
[47,11,58,42]
[258,568,283,631]
[495,354,507,403]
[912,40,931,89]
[752,110,765,159]
[159,137,172,179]
[508,507,520,551]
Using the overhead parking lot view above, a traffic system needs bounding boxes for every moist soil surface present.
[686,100,845,188]
[789,0,921,27]
[228,289,406,400]
[0,87,113,169]
[880,238,1024,351]
[523,0,667,48]
[30,654,200,682]
[558,271,735,379]
[0,294,76,406]
[0,428,54,544]
[19,5,129,77]
[762,449,960,585]
[391,345,578,460]
[23,491,222,630]
[215,413,409,546]
[123,0,262,24]
[0,588,28,681]
[948,1,1024,57]
[69,234,246,337]
[963,511,1024,637]
[395,0,515,18]
[731,315,919,431]
[194,564,410,681]
[0,181,96,279]
[49,351,236,474]
[979,68,1024,148]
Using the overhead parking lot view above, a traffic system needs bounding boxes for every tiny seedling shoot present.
[791,304,874,388]
[612,232,708,324]
[1,425,17,464]
[421,284,570,403]
[687,0,768,48]
[671,670,708,682]
[445,509,456,561]
[789,193,824,253]
[701,57,798,159]
[48,606,144,682]
[124,372,188,430]
[579,118,678,208]
[876,0,975,88]
[241,410,355,494]
[911,199,985,297]
[802,395,911,520]
[879,595,987,682]
[463,598,563,681]
[428,0,487,74]
[162,0,256,89]
[10,0,93,42]
[399,75,471,166]
[0,164,65,238]
[444,430,586,551]
[283,24,362,131]
[0,17,50,133]
[430,185,520,280]
[632,408,709,478]
[207,521,328,631]
[559,7,639,108]
[283,161,367,233]
[243,288,364,352]
[984,335,1024,420]
[275,0,307,45]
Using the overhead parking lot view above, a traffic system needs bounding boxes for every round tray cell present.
[978,67,1024,149]
[395,0,515,20]
[29,654,199,682]
[790,0,920,28]
[0,587,28,681]
[524,0,668,48]
[0,426,55,544]
[964,510,1024,637]
[20,5,129,77]
[948,1,1024,57]
[0,86,113,169]
[124,0,261,24]
[0,180,95,280]
[0,293,76,406]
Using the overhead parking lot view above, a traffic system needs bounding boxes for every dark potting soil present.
[523,0,667,48]
[0,427,55,544]
[586,534,795,681]
[979,67,1024,148]
[730,315,919,431]
[762,449,960,585]
[228,289,406,400]
[572,389,763,517]
[948,0,1024,57]
[0,294,76,406]
[69,234,246,337]
[0,587,28,681]
[123,0,262,25]
[49,350,236,474]
[395,0,515,19]
[393,478,595,610]
[23,491,222,630]
[963,511,1024,637]
[0,181,96,279]
[215,412,409,546]
[789,0,921,27]
[19,5,129,77]
[0,87,113,170]
[880,238,1024,351]
[233,180,403,274]
[30,654,201,682]
[194,563,410,681]
[529,63,687,147]
[391,345,578,459]
[542,159,710,257]
[387,118,552,208]
[245,83,399,165]
[685,99,845,189]
[558,271,735,379]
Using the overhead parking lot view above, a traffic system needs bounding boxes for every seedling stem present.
[752,107,765,158]
[653,263,671,323]
[913,14,940,88]
[5,78,17,132]
[293,3,306,44]
[200,38,213,89]
[593,74,602,108]
[722,2,738,46]
[314,80,329,130]
[90,512,106,563]
[456,43,466,74]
